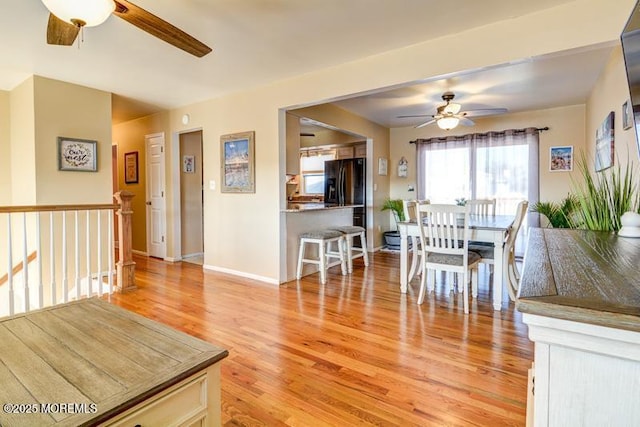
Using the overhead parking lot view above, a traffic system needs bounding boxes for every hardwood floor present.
[108,252,533,426]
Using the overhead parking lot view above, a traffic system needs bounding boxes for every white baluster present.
[75,211,80,301]
[7,214,14,316]
[86,210,91,298]
[62,211,68,303]
[97,210,103,297]
[50,211,56,306]
[108,210,113,298]
[22,212,29,313]
[37,212,43,310]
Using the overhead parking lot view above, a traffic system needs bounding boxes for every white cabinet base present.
[523,313,640,427]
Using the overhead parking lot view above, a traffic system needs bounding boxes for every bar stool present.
[296,230,347,284]
[329,225,369,273]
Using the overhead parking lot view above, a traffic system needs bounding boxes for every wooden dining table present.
[397,214,515,311]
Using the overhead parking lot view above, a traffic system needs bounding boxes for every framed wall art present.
[220,131,255,193]
[378,157,388,176]
[595,111,614,172]
[623,100,633,130]
[183,155,195,173]
[549,146,573,172]
[124,151,139,184]
[57,137,97,172]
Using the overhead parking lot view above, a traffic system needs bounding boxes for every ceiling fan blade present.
[461,108,508,118]
[397,114,433,118]
[113,0,212,57]
[46,13,80,46]
[415,119,437,129]
[459,117,475,126]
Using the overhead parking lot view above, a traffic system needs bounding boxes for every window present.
[299,150,335,194]
[417,129,539,215]
[416,128,541,254]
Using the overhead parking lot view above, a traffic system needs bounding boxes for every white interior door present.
[146,133,166,258]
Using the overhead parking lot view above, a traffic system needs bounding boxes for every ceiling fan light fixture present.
[437,116,459,130]
[42,0,115,27]
[443,102,461,114]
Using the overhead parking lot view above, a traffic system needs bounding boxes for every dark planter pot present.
[383,231,401,250]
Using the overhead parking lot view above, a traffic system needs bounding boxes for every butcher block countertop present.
[516,227,640,333]
[0,298,228,426]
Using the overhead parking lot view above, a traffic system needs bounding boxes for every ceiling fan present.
[398,92,508,130]
[41,0,212,57]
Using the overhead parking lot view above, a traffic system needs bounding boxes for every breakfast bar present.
[283,203,363,282]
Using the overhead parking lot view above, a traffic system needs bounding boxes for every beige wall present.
[32,76,112,205]
[390,104,588,204]
[112,112,171,254]
[0,90,10,204]
[164,0,634,283]
[9,77,36,205]
[299,128,364,148]
[586,46,640,169]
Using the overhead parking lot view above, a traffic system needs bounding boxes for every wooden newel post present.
[114,191,136,292]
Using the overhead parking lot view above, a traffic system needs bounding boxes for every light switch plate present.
[209,180,216,190]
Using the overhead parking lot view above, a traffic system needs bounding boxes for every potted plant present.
[381,199,406,249]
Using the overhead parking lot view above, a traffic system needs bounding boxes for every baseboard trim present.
[164,256,181,262]
[202,264,279,286]
[182,252,204,259]
[132,249,148,256]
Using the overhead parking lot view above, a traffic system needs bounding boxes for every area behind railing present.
[0,191,135,317]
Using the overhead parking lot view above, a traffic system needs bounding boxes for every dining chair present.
[402,199,429,281]
[469,200,528,301]
[415,203,481,314]
[466,199,496,216]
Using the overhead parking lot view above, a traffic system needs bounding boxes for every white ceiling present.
[0,0,619,126]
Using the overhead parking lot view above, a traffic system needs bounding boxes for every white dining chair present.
[402,199,429,282]
[466,199,496,216]
[469,200,528,301]
[415,203,481,314]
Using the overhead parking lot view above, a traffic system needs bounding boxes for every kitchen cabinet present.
[286,113,300,174]
[355,143,367,158]
[336,146,354,159]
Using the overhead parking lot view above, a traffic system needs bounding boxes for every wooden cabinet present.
[354,144,367,158]
[335,145,354,159]
[517,228,640,426]
[0,298,228,427]
[102,367,220,426]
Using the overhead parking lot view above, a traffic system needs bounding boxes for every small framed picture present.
[378,157,388,176]
[549,146,573,172]
[183,155,195,173]
[124,151,139,184]
[623,100,633,130]
[58,137,97,172]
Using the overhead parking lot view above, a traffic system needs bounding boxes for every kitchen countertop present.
[284,203,363,212]
[516,227,640,333]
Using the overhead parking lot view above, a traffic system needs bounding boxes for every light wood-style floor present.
[108,252,533,426]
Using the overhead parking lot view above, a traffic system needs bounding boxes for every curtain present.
[415,127,541,251]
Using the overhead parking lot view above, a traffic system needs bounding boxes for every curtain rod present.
[409,126,549,144]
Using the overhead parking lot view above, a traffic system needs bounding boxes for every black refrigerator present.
[324,158,366,231]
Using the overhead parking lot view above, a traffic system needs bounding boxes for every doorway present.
[179,131,204,264]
